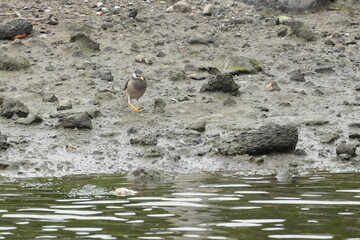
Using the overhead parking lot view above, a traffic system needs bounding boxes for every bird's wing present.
[123,79,130,90]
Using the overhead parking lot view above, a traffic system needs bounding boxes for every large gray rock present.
[214,124,298,155]
[58,113,93,129]
[0,97,29,118]
[0,19,33,40]
[0,133,10,151]
[235,0,332,12]
[210,54,262,75]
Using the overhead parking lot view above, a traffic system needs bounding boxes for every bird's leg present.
[128,98,140,112]
[136,99,141,110]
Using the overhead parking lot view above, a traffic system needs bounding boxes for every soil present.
[0,0,359,178]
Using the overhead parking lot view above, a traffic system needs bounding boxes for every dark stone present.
[129,8,138,18]
[0,19,33,40]
[58,113,92,129]
[288,69,305,82]
[200,74,240,95]
[214,124,298,155]
[336,143,356,157]
[277,28,288,37]
[325,39,336,46]
[315,67,335,74]
[0,98,29,118]
[153,98,167,113]
[0,133,10,151]
[349,133,360,139]
[70,33,100,51]
[188,36,217,45]
[43,94,58,102]
[130,134,158,146]
[98,70,113,81]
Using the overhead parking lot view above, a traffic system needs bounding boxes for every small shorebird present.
[123,70,147,112]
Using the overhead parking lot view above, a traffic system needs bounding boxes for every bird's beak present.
[140,76,144,81]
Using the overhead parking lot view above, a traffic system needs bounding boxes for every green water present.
[0,172,359,239]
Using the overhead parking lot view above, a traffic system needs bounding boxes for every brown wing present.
[123,79,130,90]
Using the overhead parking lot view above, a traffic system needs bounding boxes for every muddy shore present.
[0,0,359,178]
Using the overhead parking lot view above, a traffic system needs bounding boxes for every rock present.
[70,33,100,51]
[203,4,214,16]
[98,70,113,81]
[135,54,145,63]
[336,143,356,157]
[0,54,30,71]
[264,80,281,91]
[153,98,167,113]
[189,74,206,80]
[143,147,163,158]
[172,0,192,13]
[223,97,237,106]
[0,19,33,40]
[0,98,29,118]
[129,8,138,18]
[186,120,206,132]
[288,69,305,82]
[170,71,187,82]
[200,74,240,95]
[304,117,329,126]
[315,67,335,74]
[211,54,262,75]
[325,39,336,46]
[47,15,59,25]
[58,112,92,129]
[130,134,158,146]
[188,36,217,45]
[320,133,339,143]
[277,28,288,37]
[15,114,43,125]
[43,94,58,102]
[349,133,360,139]
[130,168,164,181]
[214,124,298,155]
[0,133,10,151]
[338,154,352,161]
[288,21,317,41]
[57,100,72,111]
[45,64,56,71]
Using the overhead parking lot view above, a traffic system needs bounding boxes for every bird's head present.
[133,70,144,81]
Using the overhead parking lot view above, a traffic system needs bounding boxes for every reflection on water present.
[0,172,359,239]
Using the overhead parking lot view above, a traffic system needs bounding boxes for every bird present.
[123,70,147,113]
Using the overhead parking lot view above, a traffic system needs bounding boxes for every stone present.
[47,15,59,25]
[277,28,288,37]
[188,36,217,45]
[0,19,33,40]
[264,80,281,91]
[129,8,138,18]
[43,94,58,102]
[200,74,240,95]
[288,21,317,41]
[170,71,187,82]
[214,124,298,155]
[130,134,158,146]
[15,114,43,125]
[0,98,29,118]
[211,54,262,75]
[135,54,145,63]
[320,133,339,143]
[70,33,100,51]
[143,147,163,158]
[57,100,72,111]
[336,143,356,157]
[153,98,167,113]
[203,4,214,16]
[0,133,10,151]
[304,117,329,126]
[223,97,237,106]
[58,112,93,129]
[288,69,305,82]
[173,1,192,13]
[186,120,206,132]
[315,67,335,74]
[99,70,113,81]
